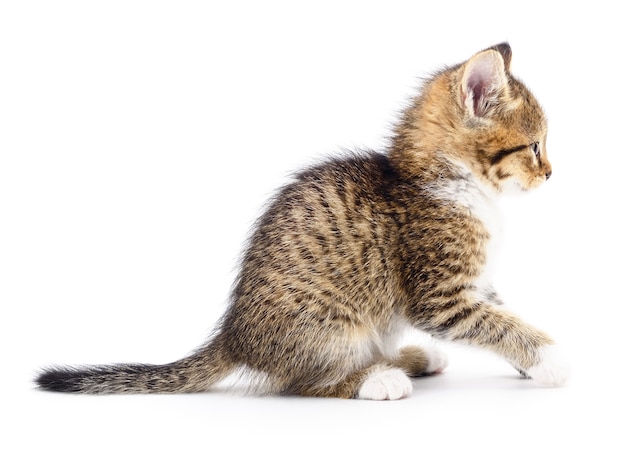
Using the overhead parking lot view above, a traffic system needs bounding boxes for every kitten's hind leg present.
[296,346,447,400]
[392,345,448,377]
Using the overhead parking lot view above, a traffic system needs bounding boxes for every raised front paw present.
[358,368,413,400]
[526,345,571,387]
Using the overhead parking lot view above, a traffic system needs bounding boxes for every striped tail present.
[35,339,235,394]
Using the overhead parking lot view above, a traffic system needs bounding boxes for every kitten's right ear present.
[460,50,508,119]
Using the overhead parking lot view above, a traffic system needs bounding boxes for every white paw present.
[425,346,449,374]
[526,345,570,387]
[358,368,413,400]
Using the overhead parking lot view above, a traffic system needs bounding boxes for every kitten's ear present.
[487,42,512,72]
[460,49,508,118]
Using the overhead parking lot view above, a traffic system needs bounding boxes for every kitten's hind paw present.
[424,346,448,375]
[395,345,448,377]
[358,368,413,400]
[526,345,571,387]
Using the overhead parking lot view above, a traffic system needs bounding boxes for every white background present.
[1,1,624,447]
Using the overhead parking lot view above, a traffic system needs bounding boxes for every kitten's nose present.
[545,170,552,180]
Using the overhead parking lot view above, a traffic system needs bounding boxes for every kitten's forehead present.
[509,77,547,136]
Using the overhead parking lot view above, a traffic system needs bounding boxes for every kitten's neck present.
[432,156,502,211]
[389,74,464,179]
[389,140,503,204]
[446,155,503,201]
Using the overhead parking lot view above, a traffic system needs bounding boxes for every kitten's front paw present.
[526,345,570,387]
[358,368,413,400]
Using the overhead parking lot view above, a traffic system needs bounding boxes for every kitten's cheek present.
[526,345,571,387]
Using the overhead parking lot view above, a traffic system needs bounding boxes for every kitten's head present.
[396,43,552,193]
[455,43,552,193]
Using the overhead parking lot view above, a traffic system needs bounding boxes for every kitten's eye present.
[531,142,540,157]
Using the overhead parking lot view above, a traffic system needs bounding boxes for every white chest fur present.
[427,162,503,292]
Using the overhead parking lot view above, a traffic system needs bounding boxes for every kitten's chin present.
[500,179,530,196]
[500,179,541,196]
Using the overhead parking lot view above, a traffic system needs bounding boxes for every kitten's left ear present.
[487,42,512,72]
[460,49,509,119]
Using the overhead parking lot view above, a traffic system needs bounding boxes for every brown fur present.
[36,43,559,398]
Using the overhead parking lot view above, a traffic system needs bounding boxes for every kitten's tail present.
[35,336,236,394]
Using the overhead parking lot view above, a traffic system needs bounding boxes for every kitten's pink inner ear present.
[461,51,507,117]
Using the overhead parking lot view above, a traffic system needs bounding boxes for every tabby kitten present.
[37,43,569,400]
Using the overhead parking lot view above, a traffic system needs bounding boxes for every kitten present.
[36,43,569,400]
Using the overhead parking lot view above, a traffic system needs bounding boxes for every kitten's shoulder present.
[290,151,400,204]
[294,150,396,184]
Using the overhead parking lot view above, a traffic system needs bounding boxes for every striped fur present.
[36,43,567,399]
